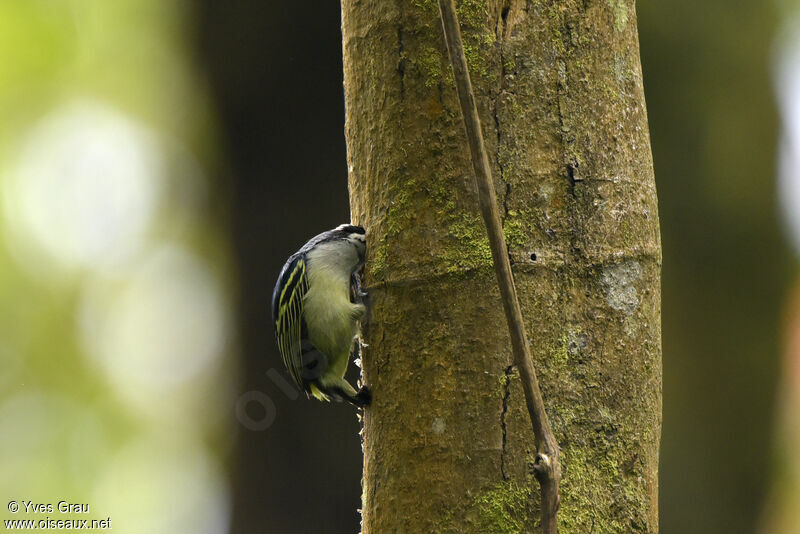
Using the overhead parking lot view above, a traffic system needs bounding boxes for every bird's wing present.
[272,254,309,388]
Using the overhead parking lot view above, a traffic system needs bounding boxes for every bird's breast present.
[303,262,357,359]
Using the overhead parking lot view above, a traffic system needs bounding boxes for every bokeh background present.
[0,1,798,533]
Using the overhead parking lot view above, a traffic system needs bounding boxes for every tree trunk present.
[342,0,661,532]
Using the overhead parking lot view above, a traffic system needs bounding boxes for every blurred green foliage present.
[0,2,234,533]
[639,1,794,532]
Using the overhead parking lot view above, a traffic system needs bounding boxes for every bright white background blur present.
[769,11,800,533]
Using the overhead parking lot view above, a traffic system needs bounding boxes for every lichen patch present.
[432,417,447,435]
[606,0,629,33]
[601,260,642,315]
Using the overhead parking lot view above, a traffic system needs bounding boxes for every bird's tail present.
[309,383,330,402]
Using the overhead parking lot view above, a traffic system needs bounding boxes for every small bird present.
[272,224,371,407]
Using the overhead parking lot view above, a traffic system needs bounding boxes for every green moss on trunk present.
[343,0,661,532]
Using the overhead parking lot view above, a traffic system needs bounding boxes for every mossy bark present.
[342,0,661,532]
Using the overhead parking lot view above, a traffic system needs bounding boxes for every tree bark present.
[342,0,661,532]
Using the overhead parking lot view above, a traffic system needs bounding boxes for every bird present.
[272,224,371,407]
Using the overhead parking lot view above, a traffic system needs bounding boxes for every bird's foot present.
[354,386,371,408]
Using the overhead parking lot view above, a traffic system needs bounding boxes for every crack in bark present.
[397,25,405,100]
[554,2,587,271]
[362,246,660,290]
[555,6,582,200]
[500,364,514,480]
[566,159,577,192]
[493,104,507,224]
[496,0,511,41]
[494,1,511,228]
[556,64,577,199]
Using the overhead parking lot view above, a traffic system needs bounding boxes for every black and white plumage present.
[272,224,370,407]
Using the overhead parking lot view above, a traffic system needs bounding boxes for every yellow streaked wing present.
[274,255,308,388]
